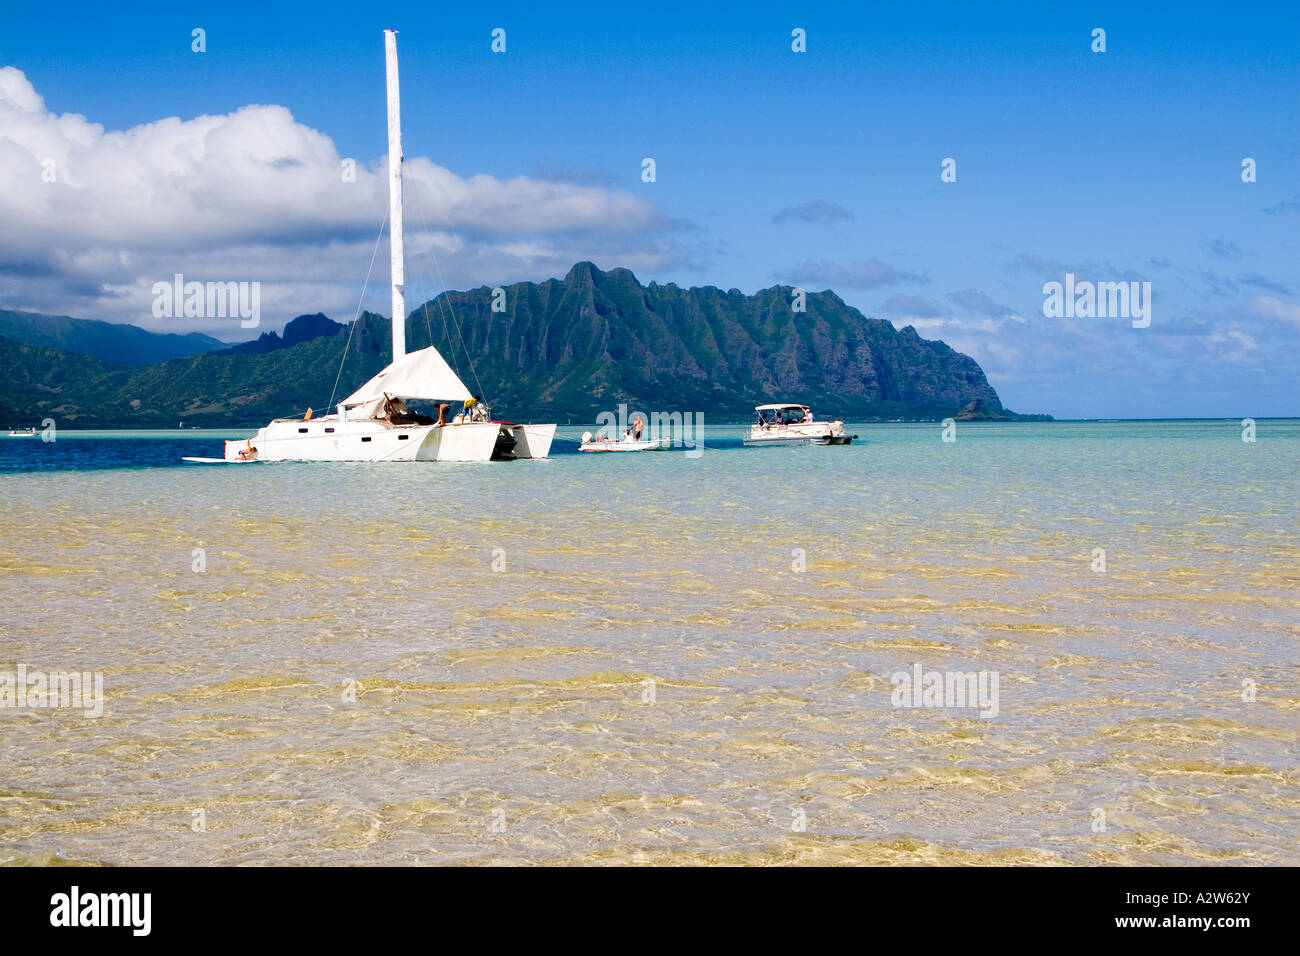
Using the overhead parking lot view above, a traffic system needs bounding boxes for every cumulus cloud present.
[779,257,928,289]
[0,66,689,335]
[1207,327,1259,364]
[771,200,854,225]
[1246,296,1300,329]
[529,161,617,187]
[895,316,1014,336]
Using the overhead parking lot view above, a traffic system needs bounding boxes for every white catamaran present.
[223,30,555,463]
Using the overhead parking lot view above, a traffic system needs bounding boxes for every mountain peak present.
[403,267,1014,422]
[566,261,601,284]
[282,312,343,346]
[2,268,1046,426]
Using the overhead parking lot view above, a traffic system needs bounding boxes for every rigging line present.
[403,203,456,380]
[429,294,456,387]
[402,206,442,361]
[411,206,458,377]
[328,208,389,411]
[419,284,438,361]
[412,204,472,398]
[431,285,461,393]
[411,201,487,403]
[410,209,467,395]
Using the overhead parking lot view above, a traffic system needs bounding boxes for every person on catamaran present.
[383,395,424,425]
[632,416,644,441]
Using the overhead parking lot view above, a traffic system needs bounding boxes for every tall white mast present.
[384,29,406,359]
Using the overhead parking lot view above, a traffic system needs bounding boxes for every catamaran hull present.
[510,423,556,459]
[225,420,506,462]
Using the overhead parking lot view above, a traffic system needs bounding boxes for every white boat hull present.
[744,421,853,446]
[579,436,670,452]
[510,422,556,459]
[225,417,521,462]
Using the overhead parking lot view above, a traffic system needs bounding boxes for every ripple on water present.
[1,422,1297,864]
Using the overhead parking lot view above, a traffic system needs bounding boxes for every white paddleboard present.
[181,457,249,463]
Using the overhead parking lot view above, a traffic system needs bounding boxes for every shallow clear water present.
[1,421,1296,865]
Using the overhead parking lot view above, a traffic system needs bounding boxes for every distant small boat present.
[579,431,670,453]
[743,404,855,446]
[6,427,36,438]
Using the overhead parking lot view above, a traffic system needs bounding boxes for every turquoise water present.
[1,420,1296,864]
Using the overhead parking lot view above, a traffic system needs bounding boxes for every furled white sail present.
[342,345,472,405]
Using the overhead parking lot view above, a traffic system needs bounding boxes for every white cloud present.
[1247,296,1300,328]
[893,316,1011,335]
[0,66,687,335]
[1207,327,1259,365]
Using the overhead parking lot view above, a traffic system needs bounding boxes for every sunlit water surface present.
[1,421,1296,865]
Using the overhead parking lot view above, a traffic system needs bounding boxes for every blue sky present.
[1,0,1296,417]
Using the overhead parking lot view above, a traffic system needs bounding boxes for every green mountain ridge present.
[0,263,1049,427]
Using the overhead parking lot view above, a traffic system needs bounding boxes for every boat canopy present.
[342,346,472,406]
[755,404,810,412]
